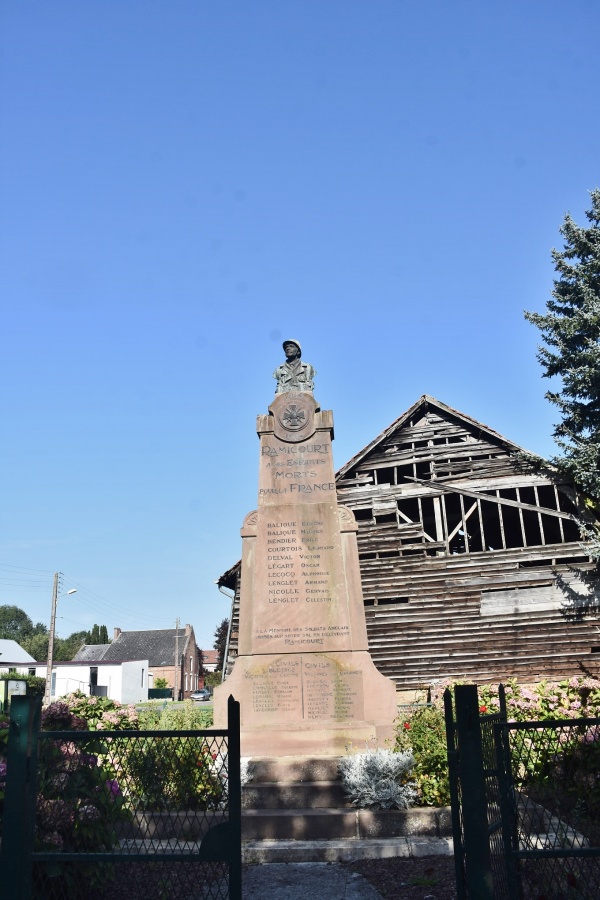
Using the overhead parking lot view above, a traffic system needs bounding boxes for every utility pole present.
[44,573,60,705]
[174,617,180,702]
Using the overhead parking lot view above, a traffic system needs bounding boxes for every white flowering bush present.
[338,748,417,810]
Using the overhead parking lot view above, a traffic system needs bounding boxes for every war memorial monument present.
[213,340,397,756]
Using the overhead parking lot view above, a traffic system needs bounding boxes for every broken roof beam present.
[403,475,577,522]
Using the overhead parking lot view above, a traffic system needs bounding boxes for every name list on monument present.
[243,654,365,724]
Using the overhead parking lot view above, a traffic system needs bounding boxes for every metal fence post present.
[0,695,42,899]
[495,719,523,899]
[455,684,494,899]
[227,694,242,900]
[444,688,467,899]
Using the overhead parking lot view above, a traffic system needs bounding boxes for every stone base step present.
[242,836,454,864]
[242,807,452,841]
[248,757,341,783]
[243,780,347,809]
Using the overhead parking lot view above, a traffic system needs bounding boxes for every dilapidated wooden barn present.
[219,396,600,694]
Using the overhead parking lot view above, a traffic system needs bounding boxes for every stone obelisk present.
[213,340,397,756]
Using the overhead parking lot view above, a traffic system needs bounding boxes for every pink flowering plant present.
[396,676,600,808]
[0,713,9,825]
[60,690,139,730]
[29,701,130,897]
[477,676,600,722]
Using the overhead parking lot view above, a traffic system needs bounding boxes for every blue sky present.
[1,1,599,651]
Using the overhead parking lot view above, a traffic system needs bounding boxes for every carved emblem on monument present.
[270,390,317,443]
[282,404,306,429]
[338,506,359,532]
[241,510,258,537]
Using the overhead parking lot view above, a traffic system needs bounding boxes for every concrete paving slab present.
[242,862,384,899]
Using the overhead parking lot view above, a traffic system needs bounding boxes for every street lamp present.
[44,573,77,704]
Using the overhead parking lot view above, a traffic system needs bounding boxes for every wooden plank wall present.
[337,405,600,689]
[360,544,600,688]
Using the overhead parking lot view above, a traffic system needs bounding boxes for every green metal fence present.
[498,716,600,900]
[0,694,241,900]
[445,685,600,899]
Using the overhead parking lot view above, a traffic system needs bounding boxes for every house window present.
[28,668,36,676]
[141,668,145,687]
[190,655,194,672]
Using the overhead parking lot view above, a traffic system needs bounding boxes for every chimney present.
[185,623,191,635]
[114,627,122,640]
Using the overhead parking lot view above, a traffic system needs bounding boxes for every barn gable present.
[336,394,582,560]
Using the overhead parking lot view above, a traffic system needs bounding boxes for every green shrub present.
[394,705,451,806]
[123,738,224,811]
[203,671,222,688]
[0,673,45,696]
[155,699,213,730]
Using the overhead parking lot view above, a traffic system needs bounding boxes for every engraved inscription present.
[246,656,364,723]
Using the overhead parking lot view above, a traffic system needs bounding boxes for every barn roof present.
[335,394,523,480]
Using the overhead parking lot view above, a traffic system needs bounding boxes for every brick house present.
[74,624,202,700]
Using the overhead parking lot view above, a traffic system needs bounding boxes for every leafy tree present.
[85,623,109,644]
[525,189,600,556]
[213,618,229,673]
[21,628,89,662]
[203,670,222,688]
[55,630,89,661]
[21,631,49,661]
[0,604,35,641]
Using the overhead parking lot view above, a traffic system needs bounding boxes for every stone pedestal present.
[213,391,397,756]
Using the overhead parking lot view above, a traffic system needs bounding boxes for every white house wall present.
[28,662,149,704]
[121,660,148,703]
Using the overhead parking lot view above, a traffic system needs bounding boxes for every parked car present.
[190,688,211,702]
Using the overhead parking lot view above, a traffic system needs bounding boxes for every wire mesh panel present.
[499,718,600,900]
[448,684,517,899]
[31,729,238,899]
[444,688,467,899]
[31,859,231,900]
[479,711,514,899]
[1,696,241,900]
[444,692,600,899]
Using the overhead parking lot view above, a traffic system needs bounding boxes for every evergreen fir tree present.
[525,189,600,504]
[99,624,109,643]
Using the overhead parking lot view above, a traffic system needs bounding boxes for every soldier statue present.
[273,340,316,394]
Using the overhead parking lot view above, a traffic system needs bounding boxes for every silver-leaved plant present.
[338,748,417,809]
